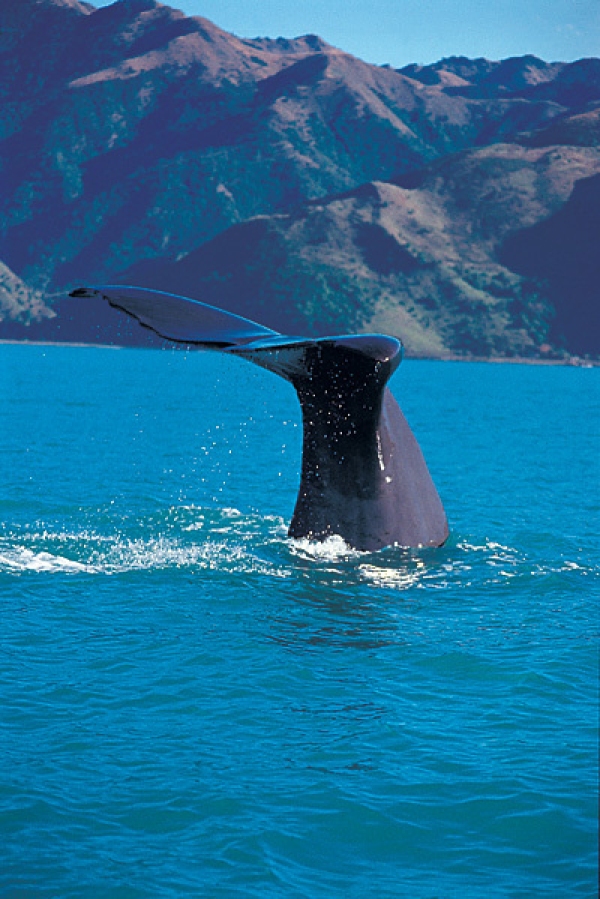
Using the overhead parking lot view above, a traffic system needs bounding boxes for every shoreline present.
[0,338,123,350]
[408,353,599,368]
[1,338,597,367]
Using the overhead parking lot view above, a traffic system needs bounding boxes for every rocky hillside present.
[119,144,600,358]
[1,0,599,357]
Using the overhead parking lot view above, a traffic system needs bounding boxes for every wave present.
[0,547,98,574]
[0,507,289,579]
[1,506,597,592]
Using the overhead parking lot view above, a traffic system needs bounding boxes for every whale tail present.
[70,285,448,550]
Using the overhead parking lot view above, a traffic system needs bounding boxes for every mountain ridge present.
[1,0,598,357]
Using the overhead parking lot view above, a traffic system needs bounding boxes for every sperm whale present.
[70,285,448,551]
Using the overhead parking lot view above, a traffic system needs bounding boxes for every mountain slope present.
[0,261,51,326]
[117,144,599,357]
[500,172,600,355]
[1,0,599,357]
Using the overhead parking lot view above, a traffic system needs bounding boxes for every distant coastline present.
[0,339,122,350]
[2,339,596,366]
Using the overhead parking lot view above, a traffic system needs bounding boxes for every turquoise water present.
[1,345,598,898]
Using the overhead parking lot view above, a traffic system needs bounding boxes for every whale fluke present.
[71,285,448,551]
[70,284,279,346]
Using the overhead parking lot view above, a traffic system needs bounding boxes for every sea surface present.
[1,344,598,898]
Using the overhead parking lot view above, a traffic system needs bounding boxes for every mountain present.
[1,0,599,357]
[117,143,599,358]
[500,172,600,356]
[0,261,51,326]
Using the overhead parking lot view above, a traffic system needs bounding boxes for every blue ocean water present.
[1,343,598,899]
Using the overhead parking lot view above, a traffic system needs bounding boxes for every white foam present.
[289,534,361,561]
[0,548,98,574]
[359,561,425,589]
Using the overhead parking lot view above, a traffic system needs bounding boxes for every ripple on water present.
[1,506,597,598]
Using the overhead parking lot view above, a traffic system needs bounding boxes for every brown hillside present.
[1,0,598,357]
